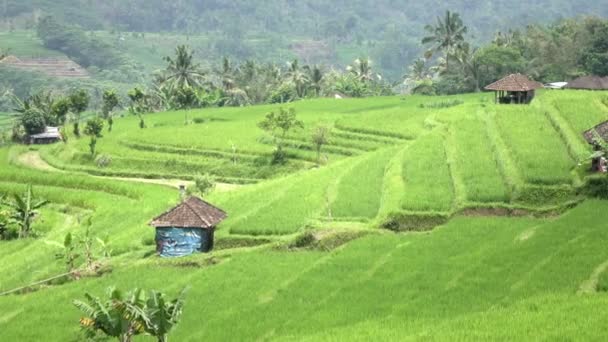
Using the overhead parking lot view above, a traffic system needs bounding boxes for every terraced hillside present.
[1,90,608,340]
[39,91,602,232]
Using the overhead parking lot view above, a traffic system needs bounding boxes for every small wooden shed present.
[150,196,227,257]
[485,74,544,104]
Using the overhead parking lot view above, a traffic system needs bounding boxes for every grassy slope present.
[1,90,608,340]
[1,201,608,340]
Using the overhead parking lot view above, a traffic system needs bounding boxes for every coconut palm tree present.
[2,184,49,239]
[347,58,375,82]
[304,65,325,96]
[455,44,483,92]
[422,10,468,70]
[285,59,310,98]
[163,45,205,90]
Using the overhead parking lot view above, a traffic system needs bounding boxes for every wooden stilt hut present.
[150,196,227,257]
[485,74,544,104]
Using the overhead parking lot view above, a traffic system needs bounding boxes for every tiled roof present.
[485,73,544,92]
[583,121,608,145]
[150,196,227,229]
[565,76,608,90]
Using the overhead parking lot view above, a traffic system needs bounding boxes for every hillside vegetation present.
[1,90,608,340]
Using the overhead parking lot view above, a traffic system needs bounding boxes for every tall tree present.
[304,65,324,96]
[347,58,376,82]
[422,10,468,70]
[102,89,120,132]
[258,107,304,163]
[285,59,309,98]
[69,89,90,138]
[163,45,205,90]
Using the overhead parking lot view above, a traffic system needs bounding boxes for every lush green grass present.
[330,148,396,220]
[401,131,454,212]
[0,30,63,57]
[2,91,608,340]
[493,104,575,185]
[2,199,608,340]
[547,91,608,139]
[446,111,510,203]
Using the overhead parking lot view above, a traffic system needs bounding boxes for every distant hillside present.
[2,1,607,40]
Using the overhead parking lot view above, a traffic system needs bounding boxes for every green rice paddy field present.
[1,90,608,340]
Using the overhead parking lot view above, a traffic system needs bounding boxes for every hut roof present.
[565,76,608,90]
[484,73,544,92]
[150,196,227,229]
[583,121,608,144]
[30,127,61,140]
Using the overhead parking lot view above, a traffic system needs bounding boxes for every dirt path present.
[16,151,240,192]
[18,151,63,172]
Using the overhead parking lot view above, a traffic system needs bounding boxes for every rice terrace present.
[2,1,608,341]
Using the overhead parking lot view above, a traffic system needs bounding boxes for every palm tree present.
[347,58,375,82]
[304,65,324,96]
[163,45,205,90]
[405,58,431,82]
[285,59,310,98]
[218,57,236,90]
[2,184,49,239]
[421,10,468,70]
[455,44,483,92]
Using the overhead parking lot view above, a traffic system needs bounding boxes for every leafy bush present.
[191,173,216,195]
[95,154,112,168]
[21,109,46,135]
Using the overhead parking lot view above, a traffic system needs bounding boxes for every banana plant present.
[74,287,150,342]
[144,288,187,342]
[2,185,49,238]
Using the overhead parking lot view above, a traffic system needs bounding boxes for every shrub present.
[192,174,216,195]
[381,212,450,232]
[21,109,46,135]
[582,176,608,199]
[419,99,464,109]
[95,154,112,168]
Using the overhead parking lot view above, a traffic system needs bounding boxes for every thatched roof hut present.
[150,196,227,257]
[485,74,544,104]
[565,76,608,90]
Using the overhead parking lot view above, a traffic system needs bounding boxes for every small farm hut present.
[583,121,608,173]
[29,127,62,144]
[565,76,608,90]
[485,73,544,104]
[150,196,227,257]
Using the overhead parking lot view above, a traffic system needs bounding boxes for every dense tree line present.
[406,14,608,95]
[126,45,392,124]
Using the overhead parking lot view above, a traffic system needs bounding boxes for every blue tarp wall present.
[155,227,213,257]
